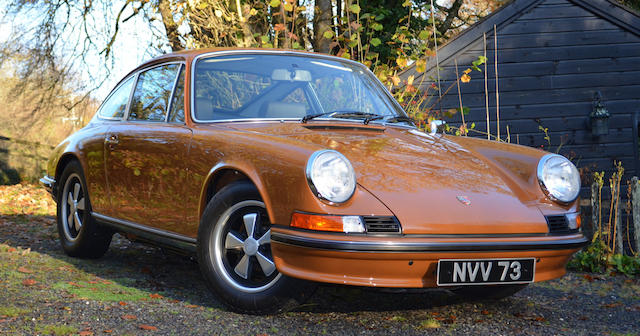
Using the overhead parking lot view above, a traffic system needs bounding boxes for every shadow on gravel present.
[3,211,640,336]
[0,214,221,309]
[1,213,482,314]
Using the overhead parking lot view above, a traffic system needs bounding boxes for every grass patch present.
[0,306,29,317]
[53,279,150,302]
[419,318,441,329]
[36,323,78,336]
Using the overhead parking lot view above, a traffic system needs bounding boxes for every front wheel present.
[197,181,315,314]
[56,160,112,258]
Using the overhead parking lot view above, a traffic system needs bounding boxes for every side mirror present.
[430,120,447,135]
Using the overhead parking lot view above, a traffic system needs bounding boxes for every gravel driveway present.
[0,185,639,335]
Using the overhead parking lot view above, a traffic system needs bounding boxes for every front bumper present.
[271,228,588,288]
[39,175,56,197]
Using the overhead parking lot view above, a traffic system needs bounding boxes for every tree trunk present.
[158,0,184,51]
[313,0,333,53]
[438,0,464,37]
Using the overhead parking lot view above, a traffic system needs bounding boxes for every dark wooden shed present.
[403,0,640,188]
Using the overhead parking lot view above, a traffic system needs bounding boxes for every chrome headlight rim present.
[305,149,356,204]
[536,153,581,204]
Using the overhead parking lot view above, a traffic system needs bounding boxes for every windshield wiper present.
[302,112,412,125]
[301,111,384,124]
[301,112,330,123]
[301,111,384,125]
[384,116,414,124]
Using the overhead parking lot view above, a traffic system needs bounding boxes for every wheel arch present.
[198,163,275,224]
[54,153,82,196]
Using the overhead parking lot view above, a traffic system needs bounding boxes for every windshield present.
[192,53,408,123]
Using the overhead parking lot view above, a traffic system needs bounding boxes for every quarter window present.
[168,66,185,123]
[98,76,134,119]
[129,64,180,122]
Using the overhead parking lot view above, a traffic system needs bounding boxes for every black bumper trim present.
[271,232,589,253]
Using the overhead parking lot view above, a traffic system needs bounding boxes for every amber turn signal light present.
[291,213,365,233]
[566,212,581,229]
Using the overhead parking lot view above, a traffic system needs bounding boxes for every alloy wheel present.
[212,200,281,293]
[60,173,86,241]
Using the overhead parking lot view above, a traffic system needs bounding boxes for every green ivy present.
[568,238,640,277]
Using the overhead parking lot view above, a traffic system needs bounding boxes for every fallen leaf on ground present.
[534,316,546,322]
[103,330,113,333]
[481,310,490,315]
[185,304,199,308]
[22,279,37,286]
[149,293,163,299]
[121,314,137,320]
[78,331,93,336]
[17,266,33,274]
[601,302,623,308]
[118,301,127,306]
[139,324,158,331]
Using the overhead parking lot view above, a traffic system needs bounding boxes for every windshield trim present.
[189,50,412,126]
[188,117,417,130]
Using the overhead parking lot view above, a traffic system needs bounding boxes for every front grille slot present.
[545,215,571,234]
[363,216,401,234]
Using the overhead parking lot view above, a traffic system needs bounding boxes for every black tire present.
[451,284,528,301]
[197,181,315,314]
[56,160,112,258]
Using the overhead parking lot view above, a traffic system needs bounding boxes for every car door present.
[104,63,194,236]
[85,75,136,214]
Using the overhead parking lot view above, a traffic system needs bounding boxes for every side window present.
[98,76,134,119]
[168,65,185,123]
[129,64,180,122]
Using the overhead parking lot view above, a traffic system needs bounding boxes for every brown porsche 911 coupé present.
[41,49,588,314]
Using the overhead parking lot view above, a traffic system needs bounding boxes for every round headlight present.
[306,150,356,204]
[537,154,580,203]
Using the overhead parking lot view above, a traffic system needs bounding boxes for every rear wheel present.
[57,160,112,258]
[451,284,528,300]
[197,181,315,314]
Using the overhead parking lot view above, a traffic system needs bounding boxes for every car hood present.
[227,122,551,234]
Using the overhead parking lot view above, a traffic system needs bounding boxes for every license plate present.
[437,258,535,286]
